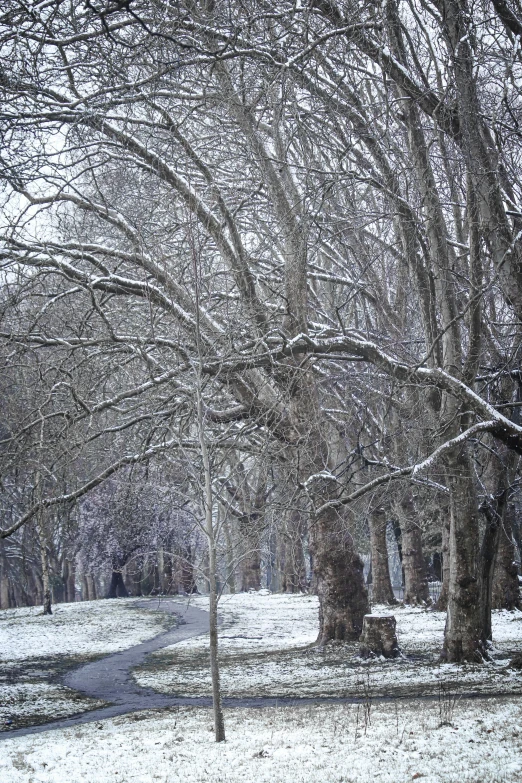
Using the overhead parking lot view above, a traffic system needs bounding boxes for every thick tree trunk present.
[157,548,167,593]
[360,615,400,658]
[163,552,177,594]
[107,569,129,598]
[398,494,430,605]
[480,450,520,642]
[443,449,482,662]
[479,505,500,645]
[289,379,369,643]
[312,505,369,644]
[391,519,404,586]
[126,562,142,596]
[492,506,521,611]
[239,514,262,591]
[368,509,396,605]
[60,560,69,603]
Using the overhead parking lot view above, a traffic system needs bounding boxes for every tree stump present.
[359,615,400,658]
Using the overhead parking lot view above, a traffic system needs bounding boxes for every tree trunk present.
[479,504,500,645]
[435,510,451,610]
[1,575,10,609]
[222,514,236,594]
[312,504,369,644]
[398,494,430,605]
[238,513,262,592]
[157,548,165,593]
[63,559,76,603]
[480,450,520,642]
[369,509,396,605]
[279,510,307,594]
[391,519,404,587]
[360,615,400,658]
[195,338,225,743]
[37,519,52,615]
[240,547,261,591]
[164,552,176,594]
[86,573,97,600]
[492,504,521,611]
[35,418,52,615]
[0,543,9,609]
[181,547,198,594]
[443,448,482,662]
[107,569,129,598]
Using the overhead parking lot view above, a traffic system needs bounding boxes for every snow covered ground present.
[0,599,172,729]
[134,594,522,698]
[0,683,104,729]
[2,698,522,782]
[2,593,522,780]
[0,598,171,662]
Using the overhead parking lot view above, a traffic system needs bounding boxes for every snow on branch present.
[314,420,498,515]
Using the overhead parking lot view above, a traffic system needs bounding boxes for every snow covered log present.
[359,615,400,658]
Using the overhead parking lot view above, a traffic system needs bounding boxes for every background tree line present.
[1,0,522,664]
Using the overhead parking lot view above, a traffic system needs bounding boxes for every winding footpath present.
[1,599,212,741]
[2,598,521,741]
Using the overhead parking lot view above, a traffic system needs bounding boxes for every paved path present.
[3,598,521,741]
[1,598,212,741]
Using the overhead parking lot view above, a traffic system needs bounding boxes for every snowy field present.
[2,593,522,781]
[134,594,522,698]
[0,599,172,728]
[2,699,522,783]
[0,598,171,662]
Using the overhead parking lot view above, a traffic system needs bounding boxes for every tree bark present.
[107,567,129,598]
[479,503,501,645]
[492,504,521,611]
[360,615,400,658]
[480,449,520,642]
[279,510,307,594]
[435,510,451,610]
[222,513,236,594]
[87,575,95,601]
[312,504,369,644]
[37,518,52,615]
[66,559,76,602]
[368,509,396,605]
[0,542,9,609]
[443,448,482,662]
[398,494,430,605]
[181,549,198,594]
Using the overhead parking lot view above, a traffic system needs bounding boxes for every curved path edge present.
[1,598,210,741]
[2,598,522,741]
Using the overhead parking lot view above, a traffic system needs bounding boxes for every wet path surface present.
[1,599,211,740]
[3,598,522,741]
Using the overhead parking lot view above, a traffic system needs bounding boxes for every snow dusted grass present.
[2,698,522,782]
[0,598,171,662]
[0,598,172,729]
[134,594,522,698]
[0,684,104,730]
